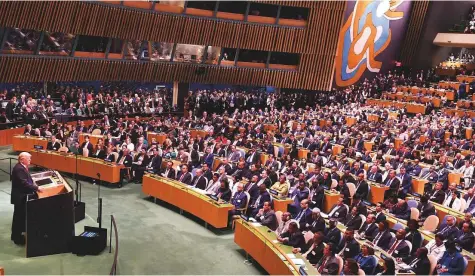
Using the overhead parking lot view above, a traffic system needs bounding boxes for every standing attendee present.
[11,152,44,245]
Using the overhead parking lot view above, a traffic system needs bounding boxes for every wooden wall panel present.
[400,0,430,66]
[0,1,347,91]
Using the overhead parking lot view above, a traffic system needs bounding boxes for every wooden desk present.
[29,150,122,183]
[260,153,270,166]
[213,157,224,171]
[143,174,233,228]
[35,150,122,183]
[456,75,475,83]
[324,191,341,213]
[263,124,278,132]
[346,116,357,126]
[411,178,427,195]
[466,128,473,139]
[298,148,309,160]
[332,144,344,156]
[395,138,403,150]
[366,99,426,114]
[234,219,317,275]
[367,114,379,122]
[273,198,293,213]
[0,127,25,146]
[369,184,389,204]
[13,135,48,152]
[190,129,208,138]
[364,141,374,152]
[448,171,462,185]
[147,132,167,144]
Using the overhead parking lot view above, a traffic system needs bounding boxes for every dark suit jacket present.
[408,256,431,275]
[406,230,423,255]
[389,240,410,260]
[161,167,176,179]
[358,222,378,241]
[104,153,116,163]
[344,214,363,230]
[417,202,435,220]
[11,163,38,205]
[177,172,193,185]
[190,175,207,189]
[47,141,62,151]
[384,177,400,198]
[355,180,369,200]
[456,231,475,251]
[428,189,446,204]
[256,210,278,231]
[148,155,162,173]
[245,151,259,164]
[373,230,393,251]
[304,215,326,233]
[79,141,94,155]
[374,212,386,223]
[282,230,306,249]
[117,153,133,167]
[303,241,325,265]
[328,204,348,221]
[296,208,313,227]
[337,239,360,259]
[316,255,339,275]
[324,227,341,246]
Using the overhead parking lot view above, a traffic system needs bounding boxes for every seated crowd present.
[7,68,475,275]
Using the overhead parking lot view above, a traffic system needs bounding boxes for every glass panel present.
[186,1,216,11]
[221,48,237,61]
[270,52,300,65]
[150,42,173,61]
[174,44,205,63]
[2,28,40,53]
[237,49,268,63]
[279,6,308,20]
[109,38,124,54]
[124,40,142,60]
[40,32,75,56]
[76,35,108,52]
[218,1,247,14]
[249,3,278,17]
[205,46,221,65]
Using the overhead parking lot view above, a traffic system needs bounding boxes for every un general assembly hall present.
[2,0,475,275]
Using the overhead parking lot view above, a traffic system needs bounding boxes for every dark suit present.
[455,231,475,251]
[408,256,431,275]
[373,230,392,251]
[405,230,423,255]
[282,230,306,249]
[303,215,326,233]
[316,255,339,275]
[337,238,360,259]
[354,180,369,200]
[177,172,193,185]
[161,167,176,179]
[229,191,248,216]
[417,202,435,220]
[374,212,386,223]
[428,189,446,204]
[79,141,94,156]
[249,191,271,217]
[324,227,342,246]
[256,210,278,231]
[436,225,459,240]
[384,177,400,199]
[104,153,116,163]
[295,208,312,227]
[11,163,38,241]
[47,141,61,151]
[190,175,207,190]
[388,240,410,260]
[147,155,162,173]
[358,222,378,241]
[328,204,348,221]
[303,241,325,265]
[344,214,363,230]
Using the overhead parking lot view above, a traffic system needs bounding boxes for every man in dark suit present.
[397,167,412,198]
[288,180,310,216]
[201,163,213,181]
[177,164,193,185]
[278,221,306,250]
[373,202,387,223]
[455,222,475,251]
[354,173,369,200]
[255,201,278,231]
[248,184,271,217]
[388,229,411,261]
[201,147,214,169]
[324,218,342,245]
[436,215,459,240]
[391,199,410,221]
[373,221,393,251]
[190,169,207,190]
[117,148,133,181]
[303,208,326,233]
[337,229,360,259]
[316,243,340,275]
[367,165,383,183]
[245,148,259,165]
[344,207,363,230]
[407,247,431,275]
[427,182,446,204]
[384,170,400,199]
[417,195,436,221]
[463,188,475,213]
[358,214,378,241]
[79,135,94,156]
[161,161,176,179]
[328,196,348,222]
[228,183,248,219]
[46,136,62,151]
[146,149,162,174]
[294,199,312,227]
[295,232,325,265]
[104,147,116,163]
[11,152,44,245]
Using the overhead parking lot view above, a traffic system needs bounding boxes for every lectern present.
[26,170,75,257]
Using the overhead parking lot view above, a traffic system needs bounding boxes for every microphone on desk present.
[97,173,101,178]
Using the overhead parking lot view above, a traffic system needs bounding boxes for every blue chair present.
[407,199,418,209]
[392,223,405,231]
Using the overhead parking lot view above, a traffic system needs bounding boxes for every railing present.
[109,215,119,275]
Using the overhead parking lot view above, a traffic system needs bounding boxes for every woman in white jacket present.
[443,192,462,211]
[456,160,474,188]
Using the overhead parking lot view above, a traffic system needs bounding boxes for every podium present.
[26,170,74,257]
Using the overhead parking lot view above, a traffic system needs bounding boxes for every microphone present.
[97,173,101,178]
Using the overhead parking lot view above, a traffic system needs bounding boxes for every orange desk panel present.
[142,174,233,228]
[369,184,389,204]
[0,127,25,146]
[324,192,341,213]
[78,133,104,146]
[147,132,167,145]
[298,149,309,160]
[412,178,427,195]
[13,135,48,152]
[273,198,293,213]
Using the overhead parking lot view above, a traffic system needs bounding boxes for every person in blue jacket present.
[436,240,465,275]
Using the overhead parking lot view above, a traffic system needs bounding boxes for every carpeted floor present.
[0,147,264,274]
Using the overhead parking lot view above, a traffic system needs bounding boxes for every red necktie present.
[318,257,328,273]
[388,240,399,254]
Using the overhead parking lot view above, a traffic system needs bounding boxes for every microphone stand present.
[97,172,103,229]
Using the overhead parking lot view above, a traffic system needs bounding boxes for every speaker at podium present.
[26,170,75,257]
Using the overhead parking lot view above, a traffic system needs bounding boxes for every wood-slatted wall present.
[399,0,430,66]
[0,1,346,90]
